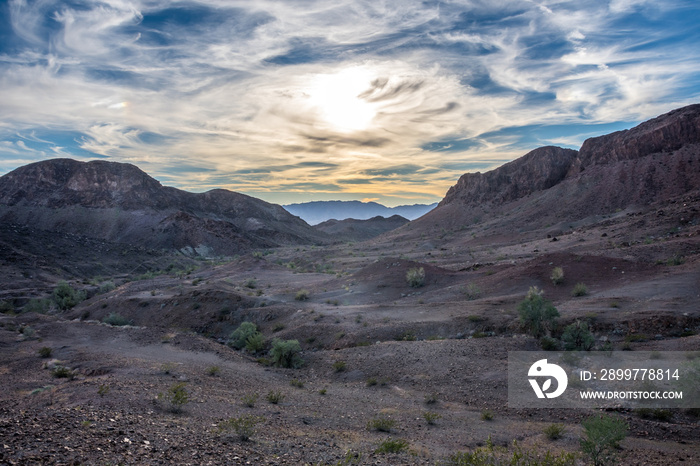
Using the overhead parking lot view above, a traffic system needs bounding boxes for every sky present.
[1,0,699,207]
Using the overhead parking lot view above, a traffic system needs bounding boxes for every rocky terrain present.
[1,104,700,465]
[314,215,410,242]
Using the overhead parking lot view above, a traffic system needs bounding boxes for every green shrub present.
[38,347,52,358]
[462,283,481,300]
[245,332,266,353]
[367,417,396,432]
[52,366,74,379]
[544,423,566,440]
[571,283,588,297]
[295,289,310,301]
[446,440,576,465]
[366,377,378,387]
[52,281,86,311]
[550,267,564,285]
[480,409,493,421]
[424,393,439,405]
[158,382,189,413]
[561,320,595,351]
[216,415,263,441]
[102,312,132,326]
[375,438,409,454]
[98,384,110,397]
[518,287,559,338]
[24,298,51,314]
[580,415,628,466]
[289,378,304,388]
[540,336,560,351]
[98,281,116,294]
[229,322,259,349]
[406,267,425,287]
[206,365,220,376]
[332,360,347,373]
[266,390,285,404]
[423,411,442,425]
[634,408,673,422]
[0,300,14,313]
[269,339,303,368]
[241,393,259,407]
[244,278,257,289]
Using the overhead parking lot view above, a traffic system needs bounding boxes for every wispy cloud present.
[1,0,699,205]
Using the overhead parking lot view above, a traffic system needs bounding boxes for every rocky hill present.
[313,214,409,242]
[284,200,436,225]
[0,159,328,257]
[413,104,700,235]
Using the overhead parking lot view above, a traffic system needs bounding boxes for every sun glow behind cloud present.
[0,0,699,206]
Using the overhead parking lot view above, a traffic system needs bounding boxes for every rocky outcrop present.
[440,146,578,206]
[0,159,328,256]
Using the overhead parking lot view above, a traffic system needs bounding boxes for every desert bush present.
[544,423,566,440]
[98,281,116,294]
[461,283,481,300]
[366,377,378,387]
[244,278,257,289]
[424,392,439,404]
[406,267,425,287]
[245,332,266,353]
[216,415,263,441]
[480,409,494,421]
[52,365,74,379]
[206,365,220,376]
[21,326,35,339]
[540,336,560,351]
[289,378,304,388]
[550,267,564,285]
[266,390,285,404]
[423,411,442,425]
[367,416,396,432]
[561,320,595,351]
[580,415,628,466]
[518,287,559,338]
[571,282,588,297]
[634,408,673,422]
[229,321,259,349]
[241,393,259,407]
[38,347,52,358]
[295,289,310,301]
[98,384,110,397]
[102,312,132,326]
[53,281,86,310]
[269,339,303,368]
[24,298,51,314]
[332,360,347,373]
[446,439,576,465]
[0,300,14,313]
[158,382,189,413]
[375,438,409,454]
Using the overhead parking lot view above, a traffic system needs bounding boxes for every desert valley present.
[1,104,699,465]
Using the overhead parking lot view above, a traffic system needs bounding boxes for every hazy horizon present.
[1,0,699,206]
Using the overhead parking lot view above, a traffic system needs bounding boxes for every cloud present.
[0,0,699,205]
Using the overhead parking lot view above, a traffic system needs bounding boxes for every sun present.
[307,67,378,132]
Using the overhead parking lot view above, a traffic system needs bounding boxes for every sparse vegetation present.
[367,416,396,432]
[423,411,442,425]
[461,282,481,300]
[266,390,285,404]
[544,423,566,440]
[53,281,86,310]
[229,321,260,349]
[158,382,190,413]
[571,282,588,297]
[269,339,303,368]
[561,320,595,351]
[540,336,560,351]
[480,409,493,421]
[550,267,564,285]
[580,415,628,466]
[424,392,439,405]
[97,384,110,397]
[406,267,425,287]
[446,439,576,465]
[289,378,304,388]
[52,365,74,379]
[634,408,673,422]
[241,393,259,407]
[375,438,409,454]
[245,331,266,353]
[295,289,310,301]
[38,346,52,358]
[102,312,132,326]
[518,287,559,338]
[332,360,347,372]
[206,365,220,376]
[216,415,263,441]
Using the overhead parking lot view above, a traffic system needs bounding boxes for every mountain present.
[313,215,409,242]
[0,158,328,257]
[283,200,437,225]
[406,103,700,236]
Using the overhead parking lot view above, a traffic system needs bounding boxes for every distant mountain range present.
[283,200,437,225]
[313,215,410,242]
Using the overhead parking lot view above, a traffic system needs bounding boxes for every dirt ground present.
[1,193,700,465]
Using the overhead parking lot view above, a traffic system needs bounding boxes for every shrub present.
[216,415,263,441]
[266,390,285,404]
[580,415,628,466]
[480,409,493,421]
[366,377,378,387]
[98,281,116,294]
[375,438,409,454]
[241,393,259,407]
[0,300,14,313]
[424,393,439,405]
[269,339,303,368]
[158,382,189,413]
[367,417,396,432]
[53,281,86,310]
[544,423,566,440]
[423,411,442,425]
[102,312,132,326]
[245,332,266,353]
[52,366,74,379]
[406,267,425,288]
[446,440,576,465]
[24,298,51,314]
[244,278,257,289]
[550,267,564,285]
[206,365,220,376]
[98,384,110,397]
[462,283,481,300]
[38,347,52,358]
[295,289,310,301]
[332,360,347,373]
[561,320,595,351]
[634,408,673,422]
[518,287,559,338]
[318,388,327,395]
[229,322,259,349]
[571,282,588,297]
[21,326,35,339]
[540,336,560,351]
[289,378,304,388]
